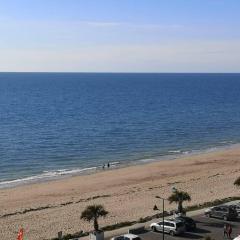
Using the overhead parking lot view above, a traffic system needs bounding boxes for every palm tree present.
[81,204,108,232]
[168,190,191,213]
[234,177,240,186]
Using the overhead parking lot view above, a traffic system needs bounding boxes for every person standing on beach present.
[107,162,110,168]
[227,224,232,239]
[224,223,228,238]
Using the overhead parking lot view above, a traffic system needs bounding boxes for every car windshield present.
[116,236,124,240]
[177,217,192,222]
[176,222,184,228]
[185,217,194,222]
[229,208,237,213]
[132,237,141,240]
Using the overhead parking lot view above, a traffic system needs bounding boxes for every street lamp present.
[171,186,177,193]
[155,196,167,240]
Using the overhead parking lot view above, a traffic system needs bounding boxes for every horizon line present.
[0,71,240,74]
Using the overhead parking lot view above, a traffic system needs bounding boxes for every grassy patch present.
[185,196,240,212]
[102,221,137,231]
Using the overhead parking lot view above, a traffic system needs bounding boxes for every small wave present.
[110,161,120,165]
[219,140,233,144]
[0,167,98,189]
[42,167,98,176]
[168,150,182,154]
[108,161,120,167]
[138,158,156,163]
[168,149,192,155]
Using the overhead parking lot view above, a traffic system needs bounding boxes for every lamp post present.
[155,196,167,240]
[171,186,177,193]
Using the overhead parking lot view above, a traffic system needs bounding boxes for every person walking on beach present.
[224,223,228,238]
[227,224,232,239]
[107,162,110,168]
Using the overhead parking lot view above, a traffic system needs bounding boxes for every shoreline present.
[1,144,240,240]
[0,141,239,190]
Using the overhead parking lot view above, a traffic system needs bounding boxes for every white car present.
[111,234,141,240]
[233,236,240,240]
[204,207,214,215]
[150,219,185,236]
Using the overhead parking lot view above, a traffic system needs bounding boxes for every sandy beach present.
[1,146,240,240]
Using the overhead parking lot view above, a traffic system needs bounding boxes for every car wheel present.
[223,216,228,221]
[152,226,157,232]
[169,231,175,236]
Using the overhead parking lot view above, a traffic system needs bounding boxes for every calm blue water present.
[0,73,240,187]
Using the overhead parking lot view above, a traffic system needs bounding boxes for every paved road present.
[139,214,240,240]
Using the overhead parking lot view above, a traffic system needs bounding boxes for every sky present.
[0,0,240,72]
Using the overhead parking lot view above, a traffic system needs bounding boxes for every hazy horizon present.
[1,72,240,74]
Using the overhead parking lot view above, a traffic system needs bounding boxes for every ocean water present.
[0,73,240,187]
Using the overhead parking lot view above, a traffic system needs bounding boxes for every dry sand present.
[1,146,240,240]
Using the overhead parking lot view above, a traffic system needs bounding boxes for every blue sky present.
[0,0,240,72]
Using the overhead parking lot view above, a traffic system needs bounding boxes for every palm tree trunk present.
[94,217,99,232]
[178,200,183,213]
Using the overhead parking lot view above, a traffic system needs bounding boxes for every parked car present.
[204,205,238,221]
[111,234,141,240]
[229,204,240,215]
[204,207,214,215]
[150,219,185,236]
[175,216,196,231]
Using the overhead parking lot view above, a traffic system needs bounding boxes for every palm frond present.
[168,191,191,203]
[81,205,108,221]
[234,177,240,186]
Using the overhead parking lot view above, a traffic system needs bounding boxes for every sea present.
[0,73,240,188]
